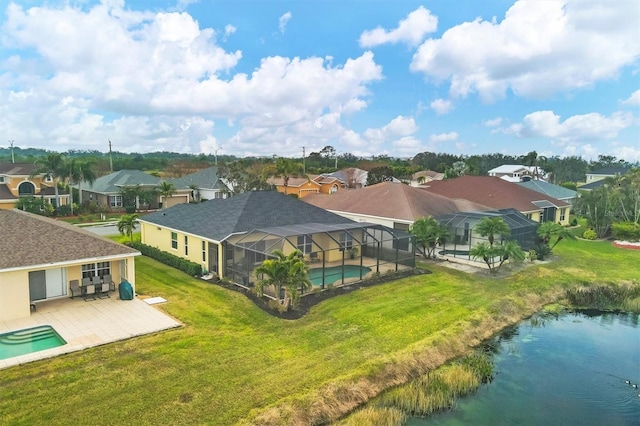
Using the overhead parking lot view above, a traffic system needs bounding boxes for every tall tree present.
[254,250,312,309]
[410,217,449,258]
[574,186,613,238]
[265,158,304,190]
[158,181,176,209]
[31,153,67,210]
[474,217,511,247]
[117,213,139,245]
[66,158,97,215]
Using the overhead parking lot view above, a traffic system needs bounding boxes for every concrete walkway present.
[0,296,181,370]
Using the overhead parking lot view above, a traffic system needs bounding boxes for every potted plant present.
[348,246,359,259]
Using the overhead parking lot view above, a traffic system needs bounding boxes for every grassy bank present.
[0,239,638,425]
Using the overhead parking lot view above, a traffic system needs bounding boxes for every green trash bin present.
[118,281,134,300]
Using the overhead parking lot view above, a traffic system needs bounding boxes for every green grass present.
[0,238,638,425]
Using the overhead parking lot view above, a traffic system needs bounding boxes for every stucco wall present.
[0,270,30,321]
[141,222,209,273]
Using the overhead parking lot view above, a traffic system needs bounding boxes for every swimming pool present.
[0,325,66,360]
[309,265,372,286]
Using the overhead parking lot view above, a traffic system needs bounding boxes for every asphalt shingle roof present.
[168,166,229,191]
[0,209,139,270]
[84,170,162,194]
[0,184,17,201]
[588,167,630,176]
[303,181,490,221]
[140,190,354,241]
[516,180,577,201]
[0,162,37,175]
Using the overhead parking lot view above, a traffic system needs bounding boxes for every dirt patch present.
[203,268,431,320]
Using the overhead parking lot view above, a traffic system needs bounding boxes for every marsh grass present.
[337,406,405,426]
[566,283,640,311]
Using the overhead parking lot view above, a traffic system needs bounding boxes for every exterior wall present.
[141,222,212,274]
[0,174,69,209]
[0,270,30,321]
[165,193,190,208]
[556,207,570,226]
[276,181,321,198]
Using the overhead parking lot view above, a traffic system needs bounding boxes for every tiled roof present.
[0,209,139,270]
[0,184,17,201]
[168,166,229,191]
[140,190,353,241]
[267,176,320,187]
[517,180,577,201]
[303,181,490,221]
[422,176,570,212]
[587,167,630,176]
[0,162,37,175]
[83,170,162,194]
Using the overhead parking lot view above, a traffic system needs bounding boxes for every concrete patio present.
[0,295,181,370]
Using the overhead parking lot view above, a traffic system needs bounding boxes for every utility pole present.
[302,146,306,174]
[213,147,220,166]
[8,140,15,163]
[335,153,338,169]
[108,140,113,172]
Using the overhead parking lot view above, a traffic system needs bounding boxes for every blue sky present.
[1,0,638,161]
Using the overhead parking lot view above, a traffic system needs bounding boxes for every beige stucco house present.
[0,162,70,210]
[0,209,140,321]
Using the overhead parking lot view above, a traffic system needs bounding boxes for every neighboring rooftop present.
[587,166,630,176]
[516,180,577,201]
[83,169,162,193]
[169,166,228,191]
[0,162,37,175]
[0,209,139,270]
[140,190,354,241]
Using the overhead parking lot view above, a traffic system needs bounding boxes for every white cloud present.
[621,89,640,106]
[430,98,453,115]
[410,0,640,102]
[359,6,437,48]
[483,117,502,127]
[363,116,417,145]
[224,24,236,39]
[279,11,292,34]
[429,132,458,143]
[505,110,634,143]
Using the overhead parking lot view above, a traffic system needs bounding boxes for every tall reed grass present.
[338,407,405,426]
[566,284,640,312]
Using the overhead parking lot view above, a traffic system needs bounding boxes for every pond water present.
[409,310,640,426]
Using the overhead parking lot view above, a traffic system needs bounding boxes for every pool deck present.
[0,296,181,370]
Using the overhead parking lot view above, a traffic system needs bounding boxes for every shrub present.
[570,217,578,226]
[582,229,597,240]
[125,205,136,214]
[132,242,202,276]
[57,204,72,216]
[611,222,640,242]
[532,243,551,260]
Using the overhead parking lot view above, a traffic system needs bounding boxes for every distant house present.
[516,180,577,206]
[0,162,70,209]
[139,191,414,289]
[578,167,631,191]
[268,174,344,198]
[80,169,190,210]
[168,166,230,202]
[409,170,445,187]
[303,181,489,231]
[488,165,547,182]
[324,168,368,189]
[422,176,571,225]
[0,209,139,321]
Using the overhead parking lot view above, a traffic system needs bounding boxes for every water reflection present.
[409,310,640,426]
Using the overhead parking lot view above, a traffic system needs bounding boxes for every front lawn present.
[0,239,638,425]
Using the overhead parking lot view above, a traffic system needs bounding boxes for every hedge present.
[132,242,203,276]
[611,222,640,242]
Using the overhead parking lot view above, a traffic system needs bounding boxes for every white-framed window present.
[0,176,4,183]
[340,232,353,250]
[560,208,566,222]
[171,232,178,250]
[297,235,312,254]
[82,262,110,279]
[45,174,53,183]
[202,241,206,262]
[214,192,221,199]
[184,236,189,256]
[109,195,123,208]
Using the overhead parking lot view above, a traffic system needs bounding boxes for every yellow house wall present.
[556,207,570,226]
[0,270,30,321]
[141,222,211,273]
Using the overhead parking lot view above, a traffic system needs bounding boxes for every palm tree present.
[265,158,304,192]
[66,158,97,215]
[254,250,312,309]
[410,216,449,258]
[117,214,139,245]
[537,222,576,250]
[471,240,524,273]
[470,242,500,272]
[188,184,200,203]
[31,153,67,211]
[158,181,176,209]
[474,217,511,247]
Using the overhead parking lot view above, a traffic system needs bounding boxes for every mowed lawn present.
[0,239,638,425]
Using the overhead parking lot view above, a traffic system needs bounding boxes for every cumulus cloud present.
[279,11,292,34]
[621,89,640,106]
[430,98,453,115]
[363,116,418,144]
[410,0,640,102]
[0,3,384,155]
[505,110,634,143]
[223,24,236,39]
[429,132,458,143]
[359,6,437,48]
[483,117,502,127]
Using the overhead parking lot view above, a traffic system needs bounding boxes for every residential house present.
[517,180,577,206]
[303,181,489,231]
[487,164,547,182]
[323,168,368,189]
[168,166,230,202]
[268,174,344,198]
[422,176,571,225]
[139,191,414,290]
[409,170,445,187]
[0,162,70,210]
[0,209,139,321]
[80,169,190,210]
[579,166,631,191]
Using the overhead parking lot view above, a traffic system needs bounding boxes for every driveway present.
[82,223,120,236]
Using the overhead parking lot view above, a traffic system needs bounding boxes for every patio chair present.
[103,274,116,292]
[82,277,92,287]
[91,275,102,286]
[98,281,111,299]
[83,284,96,301]
[69,279,82,299]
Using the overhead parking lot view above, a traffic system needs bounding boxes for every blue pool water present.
[309,265,371,286]
[0,325,67,360]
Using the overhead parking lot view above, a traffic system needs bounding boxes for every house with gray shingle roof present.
[516,180,577,205]
[0,209,140,321]
[578,166,631,191]
[139,190,415,289]
[168,166,229,202]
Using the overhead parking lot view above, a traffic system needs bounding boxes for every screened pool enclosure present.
[223,222,415,292]
[435,208,539,263]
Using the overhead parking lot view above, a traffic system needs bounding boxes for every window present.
[340,232,353,250]
[202,241,206,262]
[184,236,189,256]
[0,176,4,183]
[45,174,53,183]
[214,192,221,199]
[171,232,178,250]
[82,262,110,279]
[297,235,312,254]
[560,208,566,222]
[109,195,123,208]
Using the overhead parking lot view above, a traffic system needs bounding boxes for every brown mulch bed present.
[203,268,432,320]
